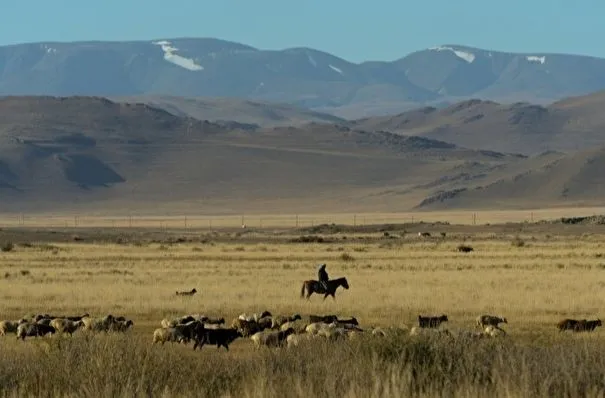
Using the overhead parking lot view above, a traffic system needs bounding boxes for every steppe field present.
[1,211,605,397]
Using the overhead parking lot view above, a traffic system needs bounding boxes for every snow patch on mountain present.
[526,55,546,64]
[152,40,203,71]
[429,46,475,63]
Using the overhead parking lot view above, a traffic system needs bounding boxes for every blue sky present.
[2,0,603,62]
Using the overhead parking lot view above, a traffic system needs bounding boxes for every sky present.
[1,0,604,63]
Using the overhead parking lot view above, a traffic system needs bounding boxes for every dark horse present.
[300,277,349,300]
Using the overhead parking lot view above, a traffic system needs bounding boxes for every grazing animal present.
[271,314,302,329]
[17,323,56,340]
[176,288,197,296]
[111,319,134,332]
[286,333,319,348]
[49,319,84,335]
[574,319,602,332]
[309,314,339,324]
[300,277,350,300]
[153,327,185,345]
[232,318,263,337]
[238,311,272,322]
[484,325,507,337]
[335,317,359,327]
[418,232,431,238]
[418,315,449,328]
[82,315,118,332]
[66,313,90,322]
[476,315,508,329]
[0,320,27,336]
[193,327,242,351]
[202,317,225,325]
[557,318,581,332]
[457,245,474,253]
[251,328,296,348]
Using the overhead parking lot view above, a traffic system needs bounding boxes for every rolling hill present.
[0,95,534,214]
[1,39,605,117]
[350,90,605,154]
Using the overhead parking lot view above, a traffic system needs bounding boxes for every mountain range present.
[2,38,605,117]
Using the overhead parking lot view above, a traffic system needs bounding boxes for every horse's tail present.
[300,282,309,298]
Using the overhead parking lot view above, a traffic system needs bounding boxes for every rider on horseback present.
[318,263,329,292]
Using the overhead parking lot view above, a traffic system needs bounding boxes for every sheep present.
[280,321,308,333]
[484,325,507,337]
[153,327,185,345]
[317,326,348,341]
[238,311,272,322]
[173,321,204,344]
[476,315,508,329]
[271,314,302,329]
[418,315,449,328]
[0,320,27,336]
[161,315,199,329]
[557,318,581,332]
[192,327,242,351]
[251,328,296,348]
[17,323,56,340]
[201,317,225,326]
[110,319,134,332]
[335,317,359,327]
[49,318,84,335]
[36,318,53,326]
[176,288,197,296]
[574,319,602,332]
[286,332,319,348]
[231,318,271,337]
[82,315,117,332]
[66,313,90,322]
[308,314,338,324]
[305,322,336,335]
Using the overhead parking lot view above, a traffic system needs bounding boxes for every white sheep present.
[476,315,508,329]
[484,325,507,338]
[409,326,452,337]
[286,333,321,348]
[250,328,296,348]
[152,327,185,344]
[238,311,272,323]
[0,320,27,335]
[49,318,84,335]
[305,322,337,335]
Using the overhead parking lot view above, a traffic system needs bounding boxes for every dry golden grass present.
[1,224,605,396]
[0,206,604,228]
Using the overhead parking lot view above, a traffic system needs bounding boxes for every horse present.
[300,277,349,300]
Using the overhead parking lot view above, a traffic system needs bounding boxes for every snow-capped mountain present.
[0,38,604,117]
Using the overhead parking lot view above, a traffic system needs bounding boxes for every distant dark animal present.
[193,327,242,351]
[335,317,359,326]
[557,318,580,331]
[457,245,474,253]
[418,315,449,328]
[418,232,431,238]
[574,319,602,332]
[309,315,339,324]
[17,323,56,340]
[202,317,225,325]
[176,288,197,296]
[300,277,350,300]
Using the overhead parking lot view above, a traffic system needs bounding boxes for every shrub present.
[1,241,14,252]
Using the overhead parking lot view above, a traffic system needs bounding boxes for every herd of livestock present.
[1,310,601,350]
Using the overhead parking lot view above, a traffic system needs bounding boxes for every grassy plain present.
[1,220,605,397]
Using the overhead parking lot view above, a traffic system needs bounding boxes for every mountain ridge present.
[2,38,605,117]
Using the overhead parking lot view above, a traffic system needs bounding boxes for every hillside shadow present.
[58,154,125,188]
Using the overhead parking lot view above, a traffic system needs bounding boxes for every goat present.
[418,315,449,328]
[193,327,242,351]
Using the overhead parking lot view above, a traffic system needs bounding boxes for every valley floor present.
[0,219,604,397]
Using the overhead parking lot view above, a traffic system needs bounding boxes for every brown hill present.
[415,147,605,210]
[350,90,605,155]
[111,95,346,128]
[0,96,532,214]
